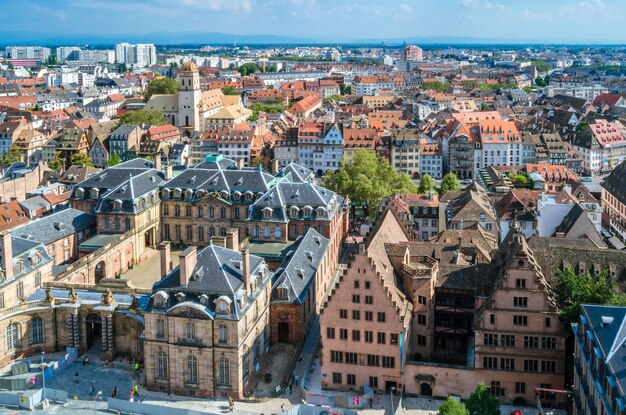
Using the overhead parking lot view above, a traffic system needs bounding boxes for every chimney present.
[157,241,171,279]
[226,228,239,251]
[178,246,197,286]
[242,248,250,292]
[154,154,162,171]
[163,164,173,180]
[272,158,280,174]
[0,231,13,281]
[211,236,226,247]
[236,158,245,170]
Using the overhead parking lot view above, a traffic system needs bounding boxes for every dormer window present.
[90,188,99,199]
[161,189,170,199]
[14,261,23,273]
[316,207,327,218]
[262,207,273,219]
[245,192,253,202]
[75,188,84,198]
[113,199,123,211]
[302,206,313,218]
[220,191,229,200]
[215,295,232,315]
[173,188,182,199]
[184,189,193,200]
[232,192,241,202]
[289,206,299,218]
[277,287,289,301]
[153,291,169,308]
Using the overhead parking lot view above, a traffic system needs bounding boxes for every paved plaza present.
[122,247,182,288]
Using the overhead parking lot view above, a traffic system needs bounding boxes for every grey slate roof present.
[0,237,52,283]
[603,161,626,207]
[272,228,329,304]
[95,169,165,214]
[150,244,270,320]
[581,304,626,396]
[248,181,345,223]
[13,208,96,245]
[276,162,314,183]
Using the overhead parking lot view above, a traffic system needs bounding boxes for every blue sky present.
[2,0,625,42]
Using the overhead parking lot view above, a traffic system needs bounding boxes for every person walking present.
[133,384,139,397]
[228,396,234,412]
[73,371,79,384]
[88,383,95,396]
[129,389,134,402]
[111,386,117,398]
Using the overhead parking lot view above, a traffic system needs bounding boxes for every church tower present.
[177,61,202,131]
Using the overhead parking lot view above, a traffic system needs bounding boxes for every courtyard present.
[121,246,183,288]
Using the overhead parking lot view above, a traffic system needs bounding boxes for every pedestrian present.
[134,384,139,397]
[228,396,234,412]
[134,361,140,373]
[112,386,117,398]
[88,383,95,396]
[73,371,79,384]
[129,389,134,402]
[83,356,89,366]
[369,397,373,409]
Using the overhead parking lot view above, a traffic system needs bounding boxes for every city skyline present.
[2,0,626,44]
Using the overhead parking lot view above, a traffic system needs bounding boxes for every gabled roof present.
[272,228,329,304]
[13,208,95,245]
[602,161,626,206]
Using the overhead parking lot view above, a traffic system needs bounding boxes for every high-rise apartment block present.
[115,43,157,67]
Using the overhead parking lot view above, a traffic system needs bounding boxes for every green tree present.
[535,76,547,87]
[121,110,167,126]
[480,102,491,111]
[439,397,470,415]
[248,102,286,121]
[145,78,179,101]
[422,81,450,92]
[322,149,417,217]
[576,121,590,132]
[251,155,271,170]
[106,152,122,167]
[0,145,23,164]
[340,84,352,95]
[145,155,155,162]
[554,266,626,323]
[48,151,63,171]
[532,59,552,73]
[70,153,93,167]
[237,63,261,76]
[417,173,437,194]
[221,86,239,96]
[440,173,461,193]
[466,383,500,415]
[119,63,128,74]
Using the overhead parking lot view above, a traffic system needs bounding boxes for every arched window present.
[156,351,168,379]
[31,317,43,344]
[6,323,18,350]
[219,356,230,385]
[186,354,198,384]
[277,287,289,301]
[185,322,196,340]
[218,323,228,344]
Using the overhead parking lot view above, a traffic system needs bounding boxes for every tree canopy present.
[322,149,417,217]
[248,102,286,121]
[417,174,437,194]
[554,266,626,323]
[70,153,93,167]
[106,153,122,167]
[0,145,23,165]
[48,152,63,171]
[221,86,239,96]
[439,397,470,415]
[466,383,501,415]
[238,63,261,76]
[121,110,167,126]
[441,173,461,193]
[422,81,450,93]
[532,59,552,73]
[145,78,178,101]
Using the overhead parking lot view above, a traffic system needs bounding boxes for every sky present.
[2,0,626,43]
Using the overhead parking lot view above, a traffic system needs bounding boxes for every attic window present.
[289,207,299,218]
[263,208,273,219]
[161,189,170,199]
[90,188,99,199]
[295,268,305,278]
[316,207,327,218]
[305,251,314,261]
[113,199,123,211]
[184,189,193,200]
[277,287,289,301]
[302,207,312,218]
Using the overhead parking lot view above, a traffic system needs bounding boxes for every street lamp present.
[40,352,46,406]
[93,391,102,413]
[389,386,396,415]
